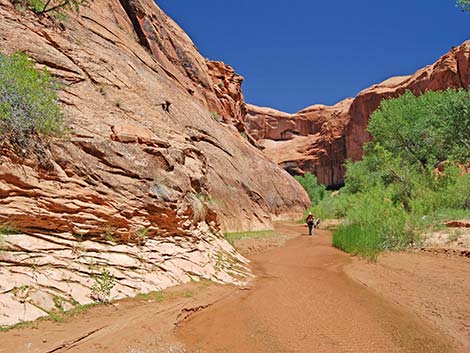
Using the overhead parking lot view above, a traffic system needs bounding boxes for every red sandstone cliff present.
[347,42,470,161]
[0,0,310,324]
[247,41,470,187]
[246,99,352,187]
[0,0,309,235]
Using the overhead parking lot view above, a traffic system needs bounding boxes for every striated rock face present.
[0,0,309,233]
[247,42,470,187]
[0,229,249,326]
[0,0,309,325]
[114,0,247,123]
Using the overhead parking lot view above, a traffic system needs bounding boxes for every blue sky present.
[157,1,469,113]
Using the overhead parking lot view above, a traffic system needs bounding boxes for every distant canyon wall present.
[246,41,470,187]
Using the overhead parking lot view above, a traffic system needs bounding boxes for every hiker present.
[306,212,315,236]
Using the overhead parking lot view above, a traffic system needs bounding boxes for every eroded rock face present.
[247,42,470,187]
[0,228,249,326]
[246,99,352,188]
[0,0,309,233]
[0,0,309,325]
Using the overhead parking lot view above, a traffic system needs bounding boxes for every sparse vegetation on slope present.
[224,230,275,246]
[309,89,470,259]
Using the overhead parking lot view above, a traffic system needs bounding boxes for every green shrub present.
[330,89,470,259]
[308,191,350,220]
[0,225,19,235]
[294,172,327,205]
[0,52,64,144]
[90,268,115,303]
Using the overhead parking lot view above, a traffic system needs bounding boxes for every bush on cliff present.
[316,89,470,259]
[0,52,64,150]
[11,0,90,14]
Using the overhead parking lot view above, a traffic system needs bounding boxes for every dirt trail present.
[1,223,467,353]
[176,224,462,353]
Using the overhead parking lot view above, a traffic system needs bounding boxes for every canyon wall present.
[246,42,470,187]
[0,0,309,325]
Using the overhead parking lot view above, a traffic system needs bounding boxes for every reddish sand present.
[176,224,464,353]
[1,223,468,353]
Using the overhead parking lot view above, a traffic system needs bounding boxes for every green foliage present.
[135,227,149,245]
[307,191,350,220]
[12,0,91,14]
[90,268,115,303]
[294,172,327,205]
[0,225,19,235]
[0,224,19,250]
[457,0,470,11]
[0,52,64,142]
[333,224,382,260]
[326,89,470,259]
[26,0,45,12]
[368,90,470,167]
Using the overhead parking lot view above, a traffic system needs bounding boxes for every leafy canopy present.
[368,89,470,168]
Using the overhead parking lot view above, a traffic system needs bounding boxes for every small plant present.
[448,229,462,243]
[240,131,248,139]
[104,226,117,243]
[90,268,115,303]
[210,111,221,122]
[52,295,66,313]
[0,224,19,235]
[135,227,149,245]
[0,224,19,250]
